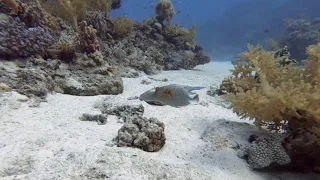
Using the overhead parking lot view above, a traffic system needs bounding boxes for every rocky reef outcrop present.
[97,18,211,75]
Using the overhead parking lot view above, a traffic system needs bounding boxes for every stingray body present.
[139,84,204,107]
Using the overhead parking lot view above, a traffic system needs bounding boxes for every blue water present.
[111,0,320,61]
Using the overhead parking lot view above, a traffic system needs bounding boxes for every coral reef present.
[116,116,166,152]
[0,0,210,100]
[100,21,210,74]
[224,43,320,172]
[0,15,55,58]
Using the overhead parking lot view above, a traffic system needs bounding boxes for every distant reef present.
[0,0,210,101]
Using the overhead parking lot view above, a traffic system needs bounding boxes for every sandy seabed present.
[0,62,318,180]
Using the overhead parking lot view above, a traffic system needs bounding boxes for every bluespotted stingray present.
[139,84,205,107]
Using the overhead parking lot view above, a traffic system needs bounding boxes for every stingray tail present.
[192,94,200,102]
[185,86,205,91]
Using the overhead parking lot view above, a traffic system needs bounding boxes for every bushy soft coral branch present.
[226,44,320,133]
[41,0,113,29]
[241,44,274,96]
[304,43,320,85]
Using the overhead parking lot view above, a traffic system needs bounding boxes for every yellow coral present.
[184,25,197,47]
[225,44,320,134]
[163,24,188,37]
[41,0,112,29]
[113,16,133,37]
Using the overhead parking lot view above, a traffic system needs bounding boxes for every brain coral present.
[244,136,291,169]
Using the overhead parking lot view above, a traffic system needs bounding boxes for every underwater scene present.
[0,0,319,179]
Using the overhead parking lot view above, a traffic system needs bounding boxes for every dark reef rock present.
[97,103,144,122]
[283,128,320,173]
[101,21,211,74]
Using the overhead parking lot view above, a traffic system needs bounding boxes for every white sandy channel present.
[0,62,318,180]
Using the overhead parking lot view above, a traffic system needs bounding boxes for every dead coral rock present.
[15,67,55,98]
[283,128,320,173]
[0,58,56,99]
[116,116,166,152]
[76,51,104,67]
[98,103,144,122]
[195,51,211,66]
[164,50,198,70]
[79,113,108,125]
[56,69,123,96]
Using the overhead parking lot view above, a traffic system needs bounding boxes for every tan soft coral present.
[41,0,112,29]
[226,44,320,172]
[113,16,133,37]
[226,44,320,133]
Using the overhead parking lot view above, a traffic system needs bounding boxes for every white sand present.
[0,62,317,180]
